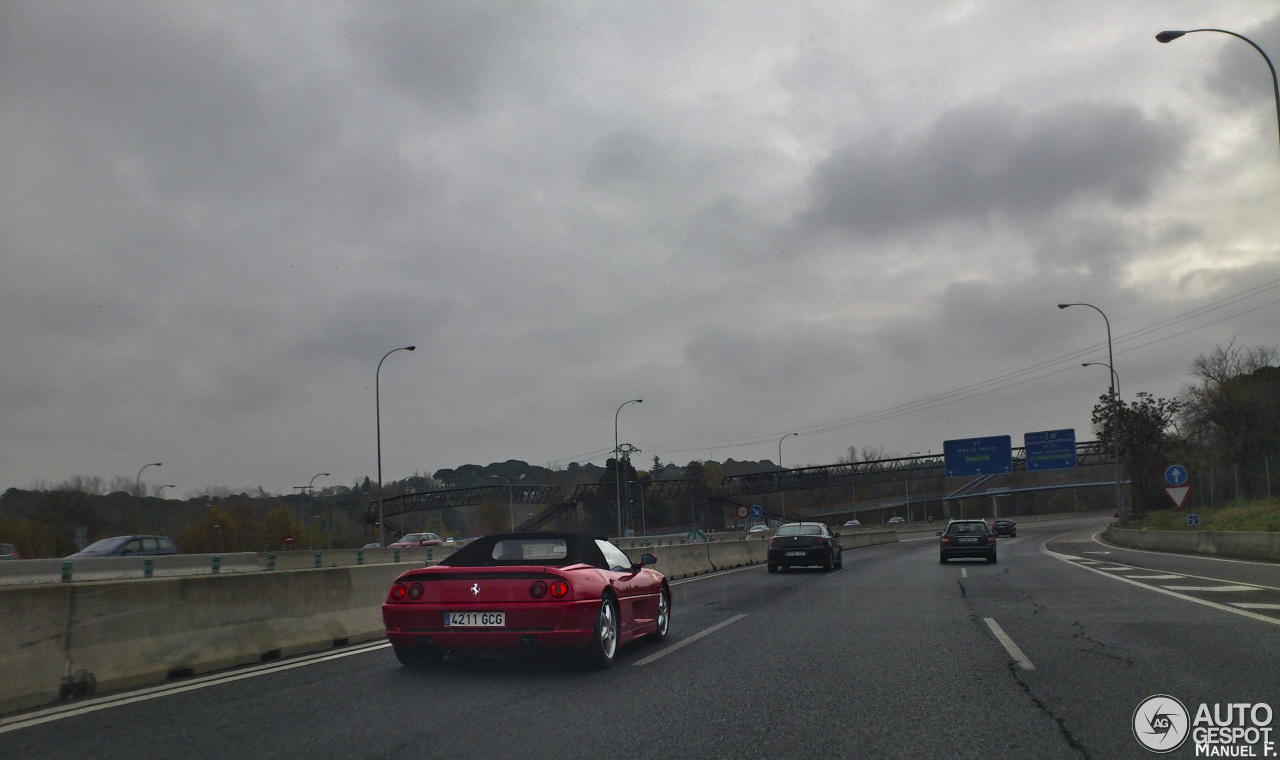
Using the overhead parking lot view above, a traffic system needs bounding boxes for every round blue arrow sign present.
[749,505,763,518]
[1165,465,1188,486]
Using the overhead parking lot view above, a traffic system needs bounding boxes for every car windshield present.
[79,537,129,554]
[776,524,822,536]
[398,534,423,543]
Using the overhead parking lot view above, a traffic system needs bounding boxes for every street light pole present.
[1156,29,1280,154]
[490,475,515,531]
[308,473,329,550]
[156,484,176,498]
[136,462,162,498]
[614,399,643,537]
[376,345,416,547]
[628,480,647,537]
[1059,303,1124,519]
[778,432,798,524]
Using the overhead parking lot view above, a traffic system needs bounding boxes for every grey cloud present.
[800,101,1186,237]
[1202,16,1280,114]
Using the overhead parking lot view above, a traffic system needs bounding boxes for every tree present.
[1179,343,1280,467]
[1093,391,1182,512]
[261,505,302,551]
[179,506,238,553]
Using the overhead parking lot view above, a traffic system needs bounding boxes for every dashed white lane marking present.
[1231,603,1280,610]
[1103,567,1142,572]
[1042,532,1280,629]
[960,568,968,578]
[1084,551,1111,555]
[1161,585,1259,593]
[633,613,748,667]
[984,618,1035,671]
[1073,559,1104,564]
[1126,575,1185,580]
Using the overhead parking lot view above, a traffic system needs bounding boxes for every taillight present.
[769,538,778,547]
[529,581,548,599]
[814,537,827,546]
[940,536,951,545]
[987,535,996,545]
[408,582,424,600]
[390,583,407,601]
[548,580,569,599]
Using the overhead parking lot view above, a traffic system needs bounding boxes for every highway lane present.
[7,516,1278,759]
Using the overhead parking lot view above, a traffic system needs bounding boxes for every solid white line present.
[984,618,1035,671]
[1231,603,1280,610]
[1126,575,1185,580]
[1040,531,1280,629]
[1160,585,1259,593]
[670,564,759,586]
[632,614,748,667]
[0,641,391,734]
[1091,531,1280,568]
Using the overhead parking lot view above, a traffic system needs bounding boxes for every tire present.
[987,552,997,564]
[583,594,620,669]
[393,644,442,669]
[822,551,834,572]
[835,550,843,570]
[939,553,948,564]
[767,563,778,573]
[652,587,671,641]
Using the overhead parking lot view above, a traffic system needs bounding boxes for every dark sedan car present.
[66,535,177,558]
[992,519,1017,537]
[939,520,996,563]
[768,522,842,572]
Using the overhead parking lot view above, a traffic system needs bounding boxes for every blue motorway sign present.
[1165,465,1188,486]
[1024,429,1077,472]
[944,436,1012,478]
[749,505,764,519]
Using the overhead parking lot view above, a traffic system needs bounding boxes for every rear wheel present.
[835,549,843,569]
[987,552,997,564]
[822,551,834,572]
[652,587,671,641]
[939,553,948,564]
[767,563,778,573]
[583,595,620,669]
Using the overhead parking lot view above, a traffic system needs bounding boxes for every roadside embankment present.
[1104,527,1280,563]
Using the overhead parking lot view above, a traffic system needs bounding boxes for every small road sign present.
[1164,486,1191,510]
[749,505,764,519]
[1165,465,1188,486]
[1187,513,1200,526]
[926,515,934,523]
[737,506,749,518]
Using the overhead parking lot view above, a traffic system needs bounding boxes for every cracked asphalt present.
[8,514,1278,760]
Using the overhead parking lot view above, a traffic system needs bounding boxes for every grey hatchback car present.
[939,520,996,563]
[67,535,177,558]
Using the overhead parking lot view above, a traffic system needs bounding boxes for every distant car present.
[842,519,861,527]
[939,520,996,564]
[0,543,19,560]
[67,535,177,558]
[382,532,669,668]
[992,519,1017,537]
[363,542,383,549]
[444,537,456,545]
[748,524,769,534]
[886,516,905,524]
[768,522,842,573]
[388,532,444,548]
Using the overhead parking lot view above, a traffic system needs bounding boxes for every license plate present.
[445,611,505,627]
[786,551,807,557]
[961,538,978,545]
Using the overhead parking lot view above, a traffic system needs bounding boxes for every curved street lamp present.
[136,462,162,498]
[376,346,416,547]
[614,399,643,537]
[778,432,798,524]
[1156,29,1280,154]
[1059,303,1124,518]
[156,484,176,498]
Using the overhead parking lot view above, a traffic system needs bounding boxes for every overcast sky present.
[2,1,1278,498]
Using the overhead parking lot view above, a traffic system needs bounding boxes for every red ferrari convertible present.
[382,532,670,668]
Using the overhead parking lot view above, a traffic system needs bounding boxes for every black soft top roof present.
[440,533,609,569]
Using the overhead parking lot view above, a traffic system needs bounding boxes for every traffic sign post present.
[1024,429,1077,472]
[944,436,1013,478]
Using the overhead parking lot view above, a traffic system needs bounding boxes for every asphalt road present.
[5,515,1278,760]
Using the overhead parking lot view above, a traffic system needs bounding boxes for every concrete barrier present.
[1104,527,1280,563]
[0,533,900,714]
